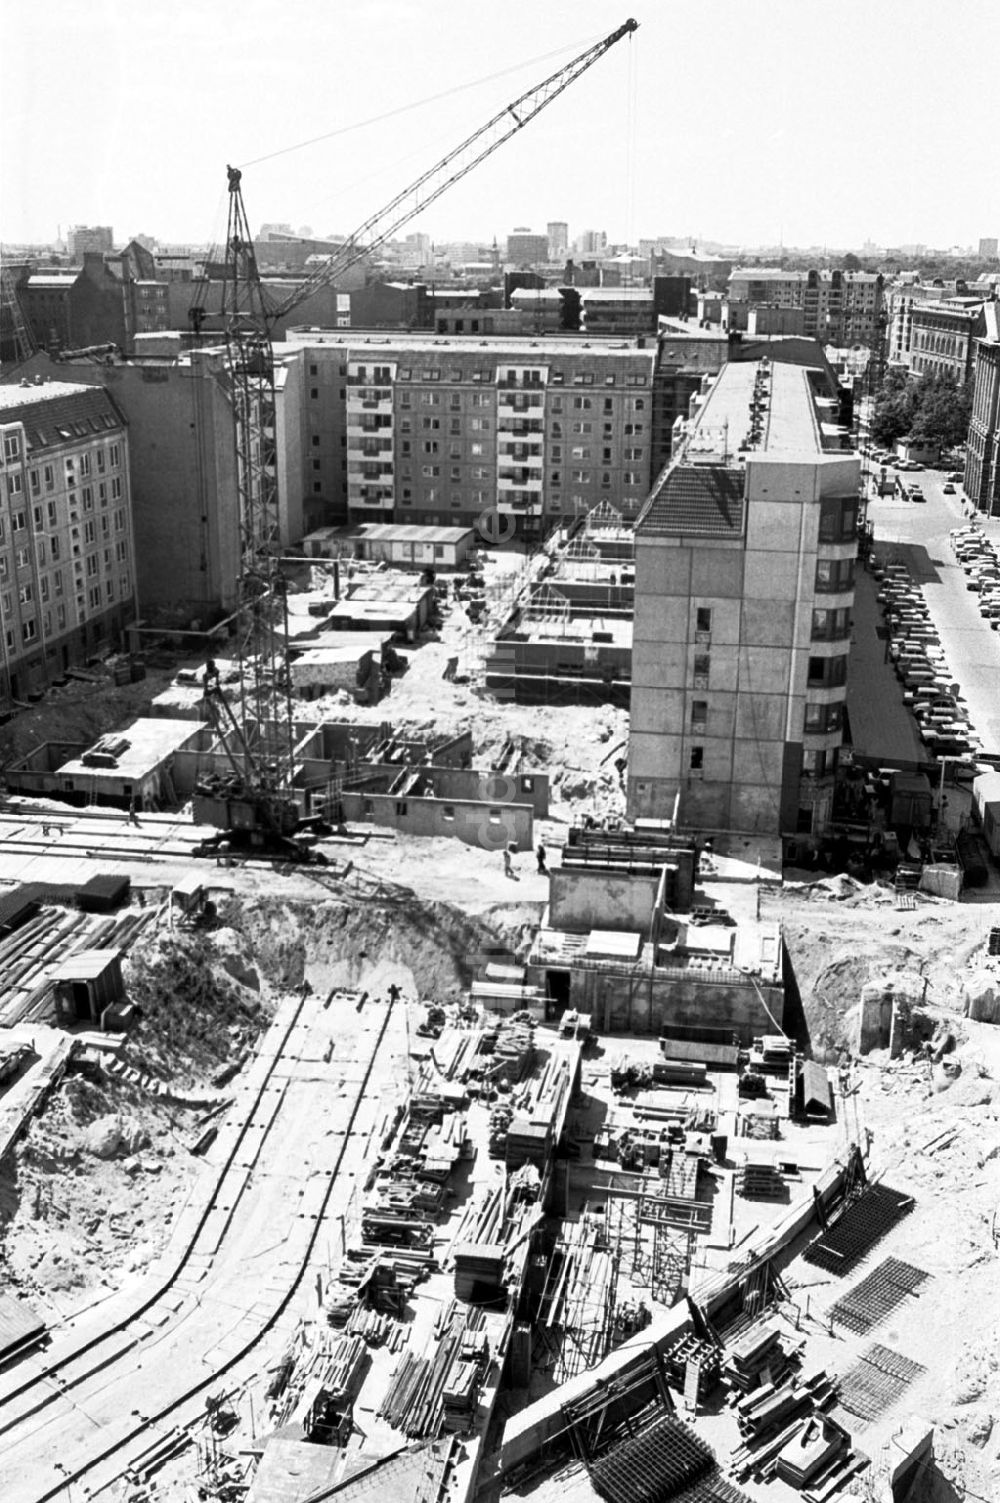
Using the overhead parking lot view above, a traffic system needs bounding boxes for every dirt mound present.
[230,896,540,1001]
[122,929,273,1086]
[784,920,918,1059]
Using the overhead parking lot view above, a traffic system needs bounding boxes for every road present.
[0,985,407,1502]
[866,465,1000,755]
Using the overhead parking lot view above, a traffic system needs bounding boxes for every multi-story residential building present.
[506,232,549,267]
[66,226,113,259]
[727,268,884,346]
[627,356,859,837]
[966,302,1000,517]
[0,382,136,701]
[884,278,970,365]
[908,300,986,383]
[285,331,668,537]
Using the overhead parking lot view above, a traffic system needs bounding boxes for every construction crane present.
[0,265,36,369]
[193,19,638,858]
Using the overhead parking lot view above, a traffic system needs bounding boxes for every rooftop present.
[58,719,198,782]
[284,329,659,360]
[0,384,124,449]
[352,523,475,545]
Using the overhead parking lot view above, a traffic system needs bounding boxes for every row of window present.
[684,698,842,738]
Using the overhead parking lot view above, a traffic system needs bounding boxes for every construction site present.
[3,17,1000,1503]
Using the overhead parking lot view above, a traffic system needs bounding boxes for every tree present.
[842,253,862,272]
[870,370,973,452]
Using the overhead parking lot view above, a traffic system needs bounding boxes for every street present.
[865,464,1000,756]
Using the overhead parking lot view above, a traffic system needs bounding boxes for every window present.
[7,474,22,499]
[693,652,710,685]
[395,801,408,816]
[442,805,455,821]
[691,699,707,731]
[29,469,39,496]
[40,575,49,602]
[808,654,847,687]
[471,442,484,457]
[310,387,319,399]
[422,441,439,455]
[2,434,20,462]
[814,557,855,592]
[54,569,63,595]
[111,476,122,500]
[572,397,592,410]
[36,539,45,566]
[696,606,712,634]
[689,746,704,770]
[21,618,37,643]
[80,453,91,477]
[84,520,95,544]
[17,583,32,605]
[16,547,29,568]
[43,465,54,492]
[50,536,60,561]
[470,418,488,431]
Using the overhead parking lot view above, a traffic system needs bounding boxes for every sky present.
[2,0,999,254]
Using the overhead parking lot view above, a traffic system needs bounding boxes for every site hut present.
[54,717,201,809]
[346,522,476,571]
[50,949,125,1027]
[627,351,859,839]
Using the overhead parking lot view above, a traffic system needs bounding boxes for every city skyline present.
[2,0,999,255]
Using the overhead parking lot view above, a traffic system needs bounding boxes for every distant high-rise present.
[506,230,549,266]
[577,229,608,256]
[67,225,113,259]
[547,221,569,260]
[979,237,998,260]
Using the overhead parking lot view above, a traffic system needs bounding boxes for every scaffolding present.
[521,583,572,632]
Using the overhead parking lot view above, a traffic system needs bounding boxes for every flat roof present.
[353,523,474,544]
[516,617,633,647]
[694,360,824,456]
[284,329,658,359]
[58,718,198,781]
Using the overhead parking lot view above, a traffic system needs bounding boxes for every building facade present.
[547,222,569,261]
[506,232,549,267]
[727,268,884,346]
[66,226,113,259]
[627,357,859,837]
[908,300,985,383]
[0,382,136,701]
[966,302,1000,517]
[286,332,669,537]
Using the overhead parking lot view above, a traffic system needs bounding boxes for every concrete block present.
[964,970,1000,1023]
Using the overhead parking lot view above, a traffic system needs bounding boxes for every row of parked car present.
[872,555,983,761]
[952,526,1000,627]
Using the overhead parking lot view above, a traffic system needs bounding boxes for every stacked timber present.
[736,1159,786,1200]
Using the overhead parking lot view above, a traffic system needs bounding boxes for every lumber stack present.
[736,1160,786,1200]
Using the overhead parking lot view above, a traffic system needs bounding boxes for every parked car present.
[943,483,956,495]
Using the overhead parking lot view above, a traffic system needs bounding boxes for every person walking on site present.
[536,842,548,876]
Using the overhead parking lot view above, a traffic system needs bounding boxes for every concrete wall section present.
[548,871,659,936]
[338,790,533,849]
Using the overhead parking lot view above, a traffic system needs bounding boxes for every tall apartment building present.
[727,268,884,346]
[547,222,569,261]
[909,300,986,383]
[66,226,114,259]
[0,382,136,701]
[285,332,666,537]
[966,302,1000,517]
[628,357,859,837]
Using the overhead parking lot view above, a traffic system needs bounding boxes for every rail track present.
[0,986,397,1502]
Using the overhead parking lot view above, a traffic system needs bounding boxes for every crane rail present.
[0,989,397,1502]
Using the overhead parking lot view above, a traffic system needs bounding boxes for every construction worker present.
[536,842,548,875]
[387,982,402,1005]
